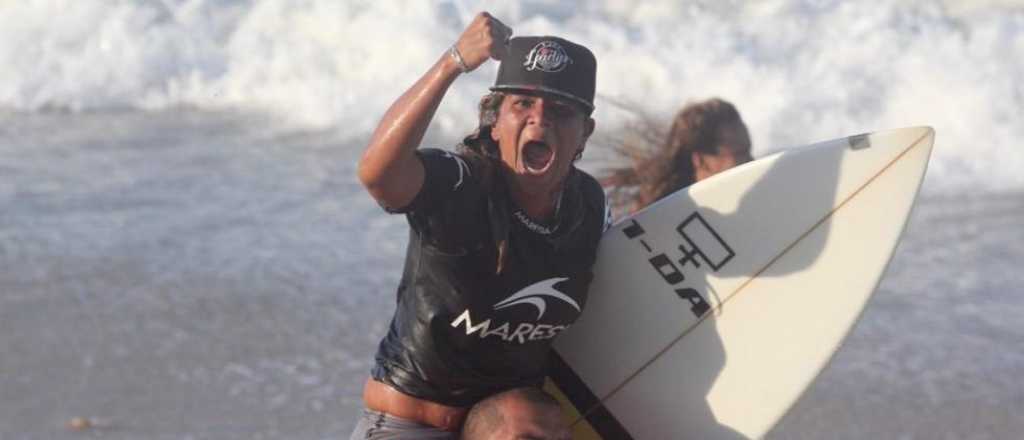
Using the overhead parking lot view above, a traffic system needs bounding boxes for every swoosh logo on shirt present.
[441,151,471,190]
[493,277,579,320]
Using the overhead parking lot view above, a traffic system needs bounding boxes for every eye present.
[544,100,577,119]
[547,101,577,119]
[513,97,534,109]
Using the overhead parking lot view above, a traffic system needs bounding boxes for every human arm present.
[357,12,512,210]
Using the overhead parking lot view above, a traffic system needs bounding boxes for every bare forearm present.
[371,53,461,157]
[357,53,462,207]
[357,12,512,209]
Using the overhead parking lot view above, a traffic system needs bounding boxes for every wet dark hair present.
[602,97,750,215]
[456,91,506,183]
[455,92,509,273]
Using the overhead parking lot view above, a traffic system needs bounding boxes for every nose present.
[526,98,552,127]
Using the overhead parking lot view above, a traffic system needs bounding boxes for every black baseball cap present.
[490,36,597,113]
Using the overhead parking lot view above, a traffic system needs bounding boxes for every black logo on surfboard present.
[623,212,735,318]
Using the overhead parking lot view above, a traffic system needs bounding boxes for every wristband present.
[448,44,470,73]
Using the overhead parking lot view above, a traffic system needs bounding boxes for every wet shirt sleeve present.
[383,148,474,215]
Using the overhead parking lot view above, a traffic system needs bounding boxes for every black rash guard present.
[370,148,610,407]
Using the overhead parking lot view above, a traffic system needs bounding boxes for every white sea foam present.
[1,0,1022,192]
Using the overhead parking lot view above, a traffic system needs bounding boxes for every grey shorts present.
[349,409,457,440]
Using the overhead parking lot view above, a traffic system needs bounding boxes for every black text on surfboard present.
[623,212,735,318]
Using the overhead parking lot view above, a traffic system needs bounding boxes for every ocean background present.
[1,0,1022,438]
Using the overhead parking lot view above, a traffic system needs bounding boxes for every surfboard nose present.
[870,126,934,152]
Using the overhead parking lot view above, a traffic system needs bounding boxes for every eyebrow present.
[517,434,571,440]
[508,94,575,108]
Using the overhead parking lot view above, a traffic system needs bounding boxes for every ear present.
[691,150,705,172]
[583,117,596,139]
[578,117,596,154]
[490,121,500,141]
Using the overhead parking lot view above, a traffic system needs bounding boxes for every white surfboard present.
[546,126,935,439]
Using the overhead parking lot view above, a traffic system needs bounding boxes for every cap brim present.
[489,84,594,113]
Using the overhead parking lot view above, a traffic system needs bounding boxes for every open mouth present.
[523,141,554,173]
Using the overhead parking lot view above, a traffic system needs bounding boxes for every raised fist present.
[451,12,513,72]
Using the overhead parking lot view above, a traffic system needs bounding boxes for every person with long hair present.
[603,98,752,215]
[351,12,609,439]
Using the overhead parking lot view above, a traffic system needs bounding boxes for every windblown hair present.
[601,97,749,216]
